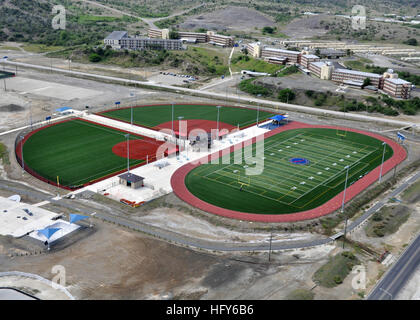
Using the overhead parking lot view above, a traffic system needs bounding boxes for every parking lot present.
[148,72,199,86]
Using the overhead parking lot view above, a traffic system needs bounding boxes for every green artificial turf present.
[100,104,276,129]
[22,119,144,187]
[185,128,394,215]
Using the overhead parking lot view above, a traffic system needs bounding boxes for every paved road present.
[1,170,419,252]
[4,60,420,129]
[368,233,420,300]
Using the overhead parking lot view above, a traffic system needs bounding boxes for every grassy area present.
[100,104,275,129]
[313,252,359,288]
[0,142,9,165]
[0,46,21,51]
[238,78,272,97]
[172,46,230,76]
[231,55,284,74]
[401,179,420,203]
[277,65,300,77]
[74,15,138,25]
[285,289,315,300]
[186,128,393,215]
[366,205,410,237]
[22,44,65,53]
[22,119,144,188]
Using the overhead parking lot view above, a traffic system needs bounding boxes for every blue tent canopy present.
[56,107,72,113]
[270,115,287,121]
[38,228,61,239]
[69,214,89,224]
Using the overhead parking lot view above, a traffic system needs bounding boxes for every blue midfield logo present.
[290,157,310,165]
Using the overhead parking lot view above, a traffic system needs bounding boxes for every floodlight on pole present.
[379,142,386,183]
[129,91,135,126]
[172,103,174,134]
[216,106,222,139]
[125,134,130,173]
[341,165,350,213]
[177,116,184,158]
[20,135,25,174]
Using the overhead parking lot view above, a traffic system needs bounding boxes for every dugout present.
[119,173,145,189]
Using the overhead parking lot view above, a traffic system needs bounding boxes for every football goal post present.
[336,127,347,138]
[237,174,251,190]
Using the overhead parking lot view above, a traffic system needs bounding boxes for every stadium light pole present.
[172,103,174,134]
[341,165,350,213]
[379,142,386,183]
[20,135,25,174]
[216,105,222,140]
[125,134,130,173]
[177,116,184,157]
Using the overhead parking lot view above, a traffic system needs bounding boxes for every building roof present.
[320,49,345,55]
[309,61,327,68]
[119,173,144,183]
[302,54,320,59]
[385,78,411,85]
[334,68,382,78]
[105,31,128,40]
[266,56,287,61]
[343,80,364,87]
[264,47,300,55]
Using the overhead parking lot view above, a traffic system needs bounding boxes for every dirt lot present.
[180,6,274,32]
[282,15,331,39]
[0,213,338,300]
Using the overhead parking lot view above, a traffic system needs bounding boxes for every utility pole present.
[379,142,386,183]
[342,215,348,249]
[341,165,350,213]
[268,231,273,262]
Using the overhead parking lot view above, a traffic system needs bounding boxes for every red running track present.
[171,121,407,223]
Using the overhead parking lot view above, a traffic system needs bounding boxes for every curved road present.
[4,60,420,129]
[1,171,419,252]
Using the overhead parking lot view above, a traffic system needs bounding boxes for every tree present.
[89,53,102,62]
[362,77,371,88]
[404,38,418,46]
[262,26,275,34]
[278,89,295,103]
[169,31,179,39]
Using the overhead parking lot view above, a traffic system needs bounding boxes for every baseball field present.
[98,104,276,134]
[18,119,162,188]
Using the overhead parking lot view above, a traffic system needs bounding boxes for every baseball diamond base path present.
[171,121,407,223]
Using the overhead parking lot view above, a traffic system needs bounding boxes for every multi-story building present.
[178,31,208,43]
[246,42,262,58]
[331,69,382,87]
[207,31,234,47]
[308,61,326,78]
[148,28,170,39]
[300,54,320,68]
[104,31,183,51]
[104,31,128,49]
[261,48,301,64]
[383,78,412,99]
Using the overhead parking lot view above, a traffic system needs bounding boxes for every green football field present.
[185,128,394,215]
[22,119,144,188]
[99,104,276,129]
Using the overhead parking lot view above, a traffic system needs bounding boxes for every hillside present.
[0,0,143,46]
